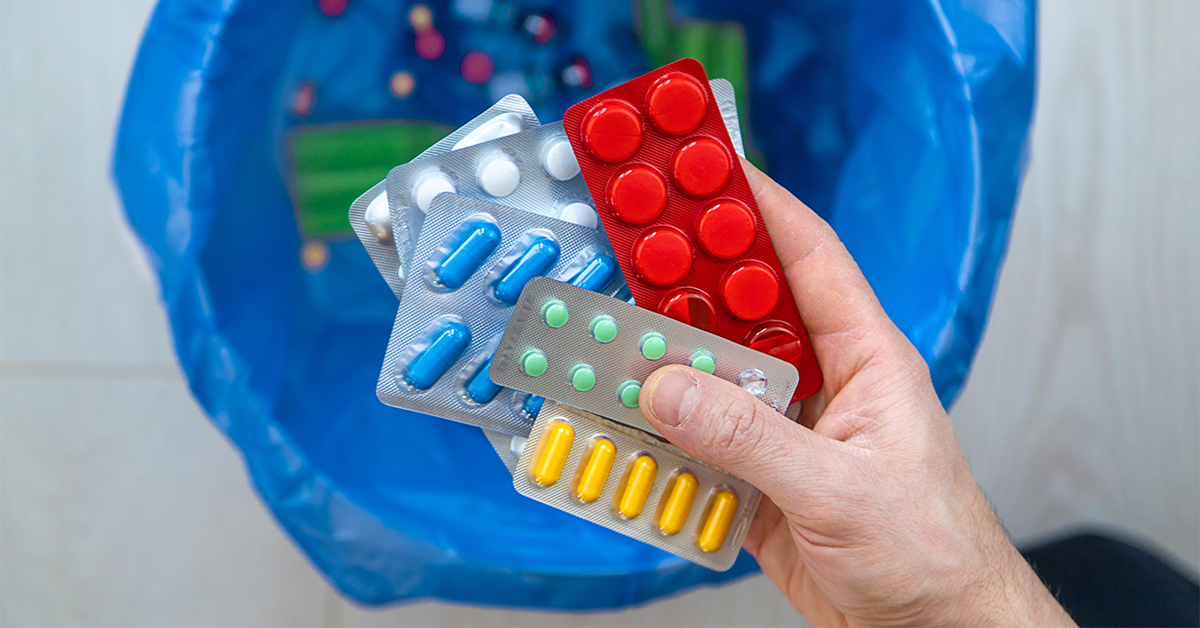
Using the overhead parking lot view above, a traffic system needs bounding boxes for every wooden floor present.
[1,1,1196,625]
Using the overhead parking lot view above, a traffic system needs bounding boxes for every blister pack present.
[489,277,798,437]
[377,194,623,435]
[484,429,526,473]
[349,96,541,297]
[708,78,744,159]
[385,121,600,280]
[516,401,760,571]
[563,58,822,402]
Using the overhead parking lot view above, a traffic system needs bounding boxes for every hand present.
[639,160,1074,627]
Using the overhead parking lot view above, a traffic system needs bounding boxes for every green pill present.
[541,300,569,328]
[618,380,642,408]
[639,332,667,360]
[521,349,548,377]
[690,350,716,374]
[589,315,618,343]
[569,364,596,392]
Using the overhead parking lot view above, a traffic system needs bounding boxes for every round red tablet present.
[645,72,707,136]
[720,261,779,321]
[632,227,693,287]
[746,322,804,366]
[670,138,731,197]
[580,100,643,163]
[606,165,667,225]
[658,288,716,331]
[697,200,756,259]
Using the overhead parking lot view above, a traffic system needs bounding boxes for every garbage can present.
[113,0,1035,609]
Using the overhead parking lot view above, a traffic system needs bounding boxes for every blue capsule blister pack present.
[349,96,542,297]
[377,193,626,435]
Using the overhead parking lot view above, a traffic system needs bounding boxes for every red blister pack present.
[563,58,822,401]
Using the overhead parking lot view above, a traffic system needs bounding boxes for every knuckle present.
[702,392,770,462]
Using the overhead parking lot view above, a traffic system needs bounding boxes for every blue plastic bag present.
[113,0,1035,609]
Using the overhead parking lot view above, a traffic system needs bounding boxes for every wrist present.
[960,522,1076,627]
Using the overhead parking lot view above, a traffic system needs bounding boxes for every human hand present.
[639,160,1074,627]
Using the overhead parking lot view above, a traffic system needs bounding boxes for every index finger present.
[743,158,896,386]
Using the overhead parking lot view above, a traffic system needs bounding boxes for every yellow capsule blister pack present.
[515,402,761,571]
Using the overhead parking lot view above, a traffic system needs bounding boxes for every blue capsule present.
[404,321,471,390]
[567,251,619,292]
[492,236,561,304]
[465,354,502,404]
[523,394,545,418]
[433,219,502,290]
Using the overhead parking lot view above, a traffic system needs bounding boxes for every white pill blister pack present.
[489,277,799,437]
[386,120,599,277]
[349,96,541,297]
[517,401,760,571]
[377,194,624,435]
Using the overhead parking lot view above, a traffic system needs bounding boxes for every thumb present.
[640,365,823,498]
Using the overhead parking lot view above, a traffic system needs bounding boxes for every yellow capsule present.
[617,455,658,519]
[529,421,574,486]
[697,491,739,552]
[574,438,616,503]
[656,473,698,535]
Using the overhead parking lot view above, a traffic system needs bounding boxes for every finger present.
[742,158,902,387]
[640,365,828,499]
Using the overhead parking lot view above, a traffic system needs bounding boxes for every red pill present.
[671,138,731,197]
[645,72,707,136]
[607,165,667,225]
[632,227,693,287]
[581,100,643,163]
[746,322,805,367]
[697,200,756,259]
[720,262,779,321]
[658,288,716,331]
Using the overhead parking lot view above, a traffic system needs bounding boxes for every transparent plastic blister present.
[348,95,540,297]
[377,194,625,435]
[490,277,799,437]
[515,402,760,571]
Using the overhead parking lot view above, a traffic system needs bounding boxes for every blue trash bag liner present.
[112,0,1035,609]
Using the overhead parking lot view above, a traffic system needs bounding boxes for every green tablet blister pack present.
[489,277,800,438]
